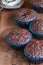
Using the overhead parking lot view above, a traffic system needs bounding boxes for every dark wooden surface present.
[0,0,43,65]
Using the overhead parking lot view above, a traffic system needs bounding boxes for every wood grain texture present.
[0,0,43,35]
[0,0,43,65]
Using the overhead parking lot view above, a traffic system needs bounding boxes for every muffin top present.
[25,39,43,58]
[15,8,37,22]
[31,0,43,8]
[7,28,31,44]
[31,19,43,34]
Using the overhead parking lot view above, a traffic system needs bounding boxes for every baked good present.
[5,27,32,48]
[29,19,43,38]
[24,39,43,63]
[30,0,43,13]
[14,8,38,27]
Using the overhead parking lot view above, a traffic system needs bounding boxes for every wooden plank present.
[0,40,43,65]
[0,0,43,65]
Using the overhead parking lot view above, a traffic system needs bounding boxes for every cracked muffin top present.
[14,8,37,22]
[30,0,43,8]
[25,39,43,58]
[31,19,43,34]
[7,28,31,44]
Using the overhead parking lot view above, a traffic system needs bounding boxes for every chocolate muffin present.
[5,28,32,48]
[14,8,38,27]
[29,19,43,38]
[24,39,43,63]
[30,0,43,13]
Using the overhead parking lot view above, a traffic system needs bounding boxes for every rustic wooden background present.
[0,0,43,65]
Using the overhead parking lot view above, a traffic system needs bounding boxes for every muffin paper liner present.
[24,47,43,64]
[29,22,43,38]
[5,33,32,48]
[30,2,43,13]
[14,14,38,28]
